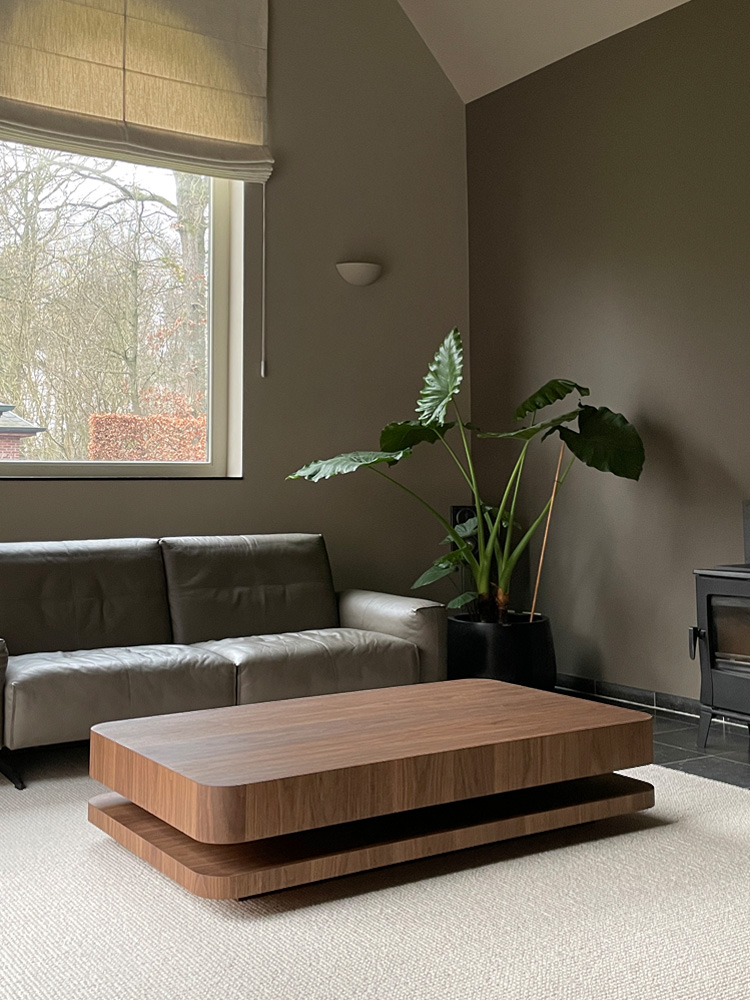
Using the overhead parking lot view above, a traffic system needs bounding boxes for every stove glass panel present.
[711,597,750,663]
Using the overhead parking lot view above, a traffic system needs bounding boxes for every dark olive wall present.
[467,0,749,698]
[0,1,468,600]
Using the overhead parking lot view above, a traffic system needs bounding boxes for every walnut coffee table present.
[88,679,654,899]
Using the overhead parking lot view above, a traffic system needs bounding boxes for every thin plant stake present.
[529,442,566,622]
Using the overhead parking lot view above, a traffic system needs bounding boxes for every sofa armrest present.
[338,590,446,683]
[0,638,7,747]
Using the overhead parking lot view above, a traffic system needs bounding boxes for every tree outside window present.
[0,140,212,464]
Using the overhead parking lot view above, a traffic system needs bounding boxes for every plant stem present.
[479,446,526,595]
[452,401,486,561]
[529,442,565,621]
[499,456,575,594]
[493,440,529,617]
[502,440,528,568]
[434,429,475,495]
[480,412,537,600]
[370,466,481,577]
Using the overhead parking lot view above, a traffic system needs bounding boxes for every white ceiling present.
[397,0,692,104]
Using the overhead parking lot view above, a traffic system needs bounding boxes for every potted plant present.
[288,329,644,689]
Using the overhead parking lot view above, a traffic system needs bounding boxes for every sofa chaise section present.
[0,538,235,750]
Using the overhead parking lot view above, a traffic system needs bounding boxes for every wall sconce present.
[335,261,382,286]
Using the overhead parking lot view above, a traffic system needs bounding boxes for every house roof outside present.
[0,404,46,437]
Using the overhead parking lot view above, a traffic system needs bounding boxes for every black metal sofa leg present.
[0,750,25,790]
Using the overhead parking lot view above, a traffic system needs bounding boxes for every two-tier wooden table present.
[88,679,654,899]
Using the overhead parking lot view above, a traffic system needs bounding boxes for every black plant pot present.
[447,612,557,691]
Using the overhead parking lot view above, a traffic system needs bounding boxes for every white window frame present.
[0,173,244,480]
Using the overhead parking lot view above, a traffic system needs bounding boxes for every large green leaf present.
[478,409,580,441]
[514,379,589,420]
[447,591,479,610]
[288,450,411,482]
[379,420,454,452]
[540,410,585,440]
[415,329,464,425]
[439,507,518,547]
[412,545,471,589]
[449,516,480,539]
[557,406,644,480]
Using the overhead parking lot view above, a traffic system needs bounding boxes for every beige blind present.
[0,0,272,180]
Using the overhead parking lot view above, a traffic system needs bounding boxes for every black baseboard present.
[556,673,700,717]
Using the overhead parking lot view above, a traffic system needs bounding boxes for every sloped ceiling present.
[397,0,692,103]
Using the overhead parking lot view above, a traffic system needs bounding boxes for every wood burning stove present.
[691,565,750,747]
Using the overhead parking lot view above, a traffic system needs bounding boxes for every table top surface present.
[91,680,651,787]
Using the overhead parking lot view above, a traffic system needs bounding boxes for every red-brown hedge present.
[89,413,207,462]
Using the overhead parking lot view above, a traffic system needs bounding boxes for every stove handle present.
[689,626,705,660]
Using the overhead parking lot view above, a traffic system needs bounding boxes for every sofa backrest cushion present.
[0,538,172,655]
[159,533,339,644]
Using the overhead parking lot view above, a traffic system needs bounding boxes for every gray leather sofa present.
[0,533,445,786]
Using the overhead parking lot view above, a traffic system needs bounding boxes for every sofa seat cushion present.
[195,628,420,705]
[4,644,236,750]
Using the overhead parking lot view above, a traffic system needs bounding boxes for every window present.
[0,139,243,477]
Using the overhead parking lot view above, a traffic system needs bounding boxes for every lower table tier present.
[89,772,654,900]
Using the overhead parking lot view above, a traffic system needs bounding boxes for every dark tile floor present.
[561,685,750,788]
[612,701,750,788]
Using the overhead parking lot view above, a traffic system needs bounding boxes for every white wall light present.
[335,261,382,286]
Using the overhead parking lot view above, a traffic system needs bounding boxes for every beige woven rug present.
[1,748,747,1000]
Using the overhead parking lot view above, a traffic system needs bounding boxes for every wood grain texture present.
[88,774,655,899]
[90,680,653,843]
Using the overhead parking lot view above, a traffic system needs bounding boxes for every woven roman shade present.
[0,0,272,180]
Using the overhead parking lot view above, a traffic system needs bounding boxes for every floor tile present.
[655,724,748,754]
[712,719,750,739]
[715,747,750,765]
[649,727,702,753]
[652,742,707,765]
[651,715,698,736]
[661,754,750,788]
[710,724,750,764]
